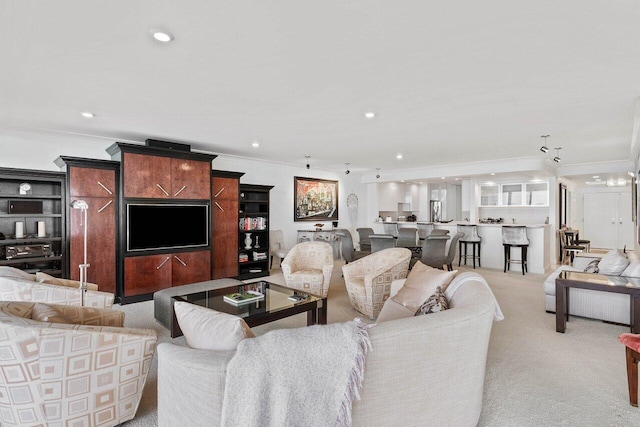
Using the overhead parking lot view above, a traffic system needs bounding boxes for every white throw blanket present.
[221,319,371,427]
[445,272,505,320]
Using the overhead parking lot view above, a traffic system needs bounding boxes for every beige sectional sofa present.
[543,250,640,325]
[0,266,114,308]
[157,271,500,427]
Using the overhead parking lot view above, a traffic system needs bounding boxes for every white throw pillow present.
[597,249,629,275]
[174,302,255,351]
[622,261,640,278]
[391,261,457,312]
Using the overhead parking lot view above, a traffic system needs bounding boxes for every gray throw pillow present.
[415,286,449,316]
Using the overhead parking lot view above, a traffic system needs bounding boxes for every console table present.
[297,230,341,260]
[555,270,640,333]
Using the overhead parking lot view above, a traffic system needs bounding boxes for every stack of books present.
[223,290,264,305]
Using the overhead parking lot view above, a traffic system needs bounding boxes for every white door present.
[583,192,634,250]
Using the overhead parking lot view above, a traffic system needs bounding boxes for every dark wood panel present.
[123,153,171,198]
[69,197,116,294]
[124,254,172,296]
[69,168,116,197]
[212,176,239,201]
[171,158,211,199]
[172,250,211,286]
[212,198,239,278]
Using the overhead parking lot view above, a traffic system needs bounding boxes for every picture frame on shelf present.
[294,177,338,222]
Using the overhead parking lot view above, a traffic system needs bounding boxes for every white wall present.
[0,129,370,250]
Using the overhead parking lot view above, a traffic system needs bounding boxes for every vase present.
[244,233,252,249]
[254,236,260,248]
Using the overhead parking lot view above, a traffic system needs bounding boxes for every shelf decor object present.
[244,233,252,249]
[71,199,90,306]
[294,176,338,222]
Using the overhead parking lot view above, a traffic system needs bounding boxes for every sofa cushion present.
[0,266,36,281]
[597,249,629,275]
[31,303,73,324]
[622,260,640,277]
[391,261,456,312]
[415,286,449,315]
[36,272,99,291]
[174,302,255,351]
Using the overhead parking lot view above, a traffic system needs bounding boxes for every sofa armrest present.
[158,343,235,427]
[50,304,124,327]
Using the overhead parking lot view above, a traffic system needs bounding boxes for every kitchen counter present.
[372,221,552,273]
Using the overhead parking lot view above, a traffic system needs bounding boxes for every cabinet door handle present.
[157,257,170,269]
[156,184,170,196]
[97,181,113,195]
[174,185,187,197]
[214,201,224,212]
[98,200,113,213]
[214,187,225,198]
[174,255,187,266]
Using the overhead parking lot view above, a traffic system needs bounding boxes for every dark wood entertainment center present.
[2,140,277,304]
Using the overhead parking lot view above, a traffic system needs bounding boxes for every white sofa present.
[157,271,499,427]
[543,250,639,325]
[0,266,115,308]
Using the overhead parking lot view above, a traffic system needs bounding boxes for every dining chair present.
[369,234,397,253]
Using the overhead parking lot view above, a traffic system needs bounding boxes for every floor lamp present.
[71,200,90,306]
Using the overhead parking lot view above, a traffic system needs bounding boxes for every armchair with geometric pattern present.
[281,241,334,297]
[341,247,412,320]
[0,301,157,426]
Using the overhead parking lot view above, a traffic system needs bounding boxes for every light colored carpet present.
[117,262,640,426]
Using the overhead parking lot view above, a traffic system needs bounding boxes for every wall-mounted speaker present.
[8,200,43,214]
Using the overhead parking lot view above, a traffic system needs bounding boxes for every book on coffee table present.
[223,290,264,305]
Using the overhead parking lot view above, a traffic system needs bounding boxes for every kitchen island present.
[372,221,552,274]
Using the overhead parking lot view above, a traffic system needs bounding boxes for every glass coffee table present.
[171,280,327,338]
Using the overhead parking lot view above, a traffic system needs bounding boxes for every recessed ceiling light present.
[364,112,376,119]
[251,141,260,148]
[441,177,445,180]
[490,173,496,176]
[80,112,95,118]
[396,154,403,159]
[592,175,599,178]
[150,29,174,43]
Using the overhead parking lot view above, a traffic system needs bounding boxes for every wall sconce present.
[553,147,562,163]
[540,135,550,153]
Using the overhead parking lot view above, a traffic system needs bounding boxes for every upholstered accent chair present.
[342,247,412,319]
[269,229,291,269]
[356,227,374,251]
[0,301,157,426]
[335,229,370,263]
[281,241,334,297]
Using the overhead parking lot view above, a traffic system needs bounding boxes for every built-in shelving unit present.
[0,167,66,276]
[238,184,273,280]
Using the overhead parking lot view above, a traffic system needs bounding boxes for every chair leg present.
[503,245,508,272]
[472,243,476,269]
[521,246,526,275]
[626,347,639,407]
[478,242,481,267]
[270,255,273,269]
[458,241,463,267]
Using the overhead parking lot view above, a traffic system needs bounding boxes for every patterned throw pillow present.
[584,259,600,273]
[31,303,73,324]
[414,286,449,316]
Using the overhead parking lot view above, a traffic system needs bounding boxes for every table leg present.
[317,299,327,324]
[307,307,317,325]
[556,282,567,333]
[632,295,640,334]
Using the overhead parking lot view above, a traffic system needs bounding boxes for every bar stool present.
[458,224,481,268]
[502,225,529,275]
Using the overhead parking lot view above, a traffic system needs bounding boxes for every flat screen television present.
[127,203,209,252]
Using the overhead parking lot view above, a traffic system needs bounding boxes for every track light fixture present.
[305,155,310,169]
[375,168,380,179]
[345,163,351,175]
[540,135,550,153]
[553,147,562,163]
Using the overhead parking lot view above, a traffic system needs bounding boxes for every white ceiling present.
[2,1,640,178]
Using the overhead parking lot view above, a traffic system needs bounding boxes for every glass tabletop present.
[173,280,323,321]
[558,271,640,289]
